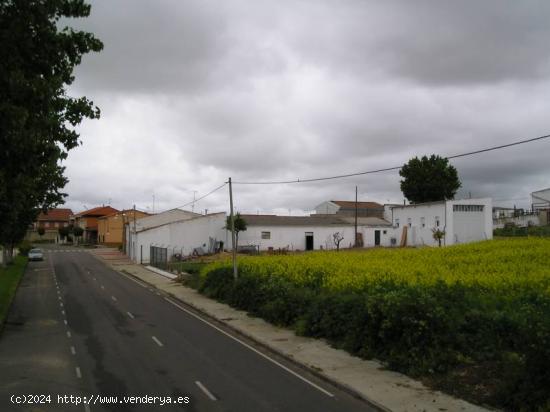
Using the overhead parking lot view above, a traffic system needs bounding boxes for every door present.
[305,232,314,251]
[374,230,381,246]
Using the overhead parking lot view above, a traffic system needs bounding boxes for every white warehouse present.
[237,214,393,251]
[386,198,493,247]
[126,211,227,264]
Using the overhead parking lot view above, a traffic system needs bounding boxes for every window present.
[261,231,271,239]
[453,204,484,212]
[435,216,440,227]
[383,230,387,235]
[395,218,400,228]
[420,217,425,228]
[407,218,412,227]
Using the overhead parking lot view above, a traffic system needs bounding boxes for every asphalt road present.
[0,245,376,412]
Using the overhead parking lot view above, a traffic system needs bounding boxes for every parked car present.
[28,248,44,261]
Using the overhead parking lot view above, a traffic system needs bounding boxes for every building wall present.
[493,213,540,229]
[128,213,227,264]
[314,201,340,215]
[237,224,393,251]
[390,198,493,246]
[532,188,550,209]
[98,211,149,245]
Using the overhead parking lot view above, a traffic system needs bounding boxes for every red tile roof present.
[72,206,119,218]
[37,208,73,221]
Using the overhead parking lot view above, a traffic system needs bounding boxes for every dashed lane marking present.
[126,311,135,319]
[195,381,217,401]
[163,297,334,398]
[152,336,164,347]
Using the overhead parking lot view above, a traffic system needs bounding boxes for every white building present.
[126,209,226,264]
[237,214,393,251]
[387,198,493,246]
[531,188,550,226]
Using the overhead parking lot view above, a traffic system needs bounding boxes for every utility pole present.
[192,190,197,213]
[133,204,137,261]
[354,186,358,247]
[228,178,238,279]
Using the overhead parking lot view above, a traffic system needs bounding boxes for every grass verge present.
[0,256,28,332]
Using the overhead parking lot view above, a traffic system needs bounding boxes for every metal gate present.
[150,246,168,270]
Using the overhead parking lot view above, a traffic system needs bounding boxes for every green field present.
[0,255,27,330]
[199,239,550,410]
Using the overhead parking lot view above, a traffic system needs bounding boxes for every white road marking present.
[84,404,91,412]
[93,277,97,281]
[75,367,82,379]
[151,336,164,347]
[100,285,105,290]
[111,296,117,302]
[67,331,72,338]
[116,271,148,289]
[61,310,65,315]
[71,346,76,355]
[126,311,135,319]
[64,319,68,325]
[156,292,161,296]
[164,297,334,397]
[195,381,217,401]
[59,302,64,308]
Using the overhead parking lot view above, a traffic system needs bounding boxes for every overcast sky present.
[63,0,550,215]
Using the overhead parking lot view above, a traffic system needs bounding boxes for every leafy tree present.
[37,226,45,239]
[58,226,69,242]
[73,226,83,244]
[399,155,461,204]
[226,213,247,251]
[0,0,102,264]
[431,227,445,247]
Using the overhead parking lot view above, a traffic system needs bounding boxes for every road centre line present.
[126,311,135,319]
[163,297,334,397]
[71,346,76,355]
[67,331,71,338]
[195,381,217,401]
[111,296,117,302]
[152,336,164,347]
[75,367,82,379]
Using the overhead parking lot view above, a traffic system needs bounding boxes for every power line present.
[233,132,550,185]
[159,183,227,213]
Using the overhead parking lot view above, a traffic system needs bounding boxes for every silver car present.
[28,248,44,261]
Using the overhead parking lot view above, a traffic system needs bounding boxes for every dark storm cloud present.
[63,0,550,213]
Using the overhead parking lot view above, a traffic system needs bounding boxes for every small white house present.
[237,214,393,251]
[126,211,227,264]
[532,187,550,210]
[388,198,493,246]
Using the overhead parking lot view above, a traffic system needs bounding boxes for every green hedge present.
[0,256,28,330]
[199,267,550,410]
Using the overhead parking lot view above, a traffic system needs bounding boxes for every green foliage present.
[494,225,550,237]
[37,226,45,237]
[0,255,27,329]
[0,0,102,253]
[226,213,247,249]
[16,240,32,256]
[58,225,69,239]
[198,239,550,410]
[399,155,461,203]
[72,226,83,237]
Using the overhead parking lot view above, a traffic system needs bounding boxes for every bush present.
[17,240,33,256]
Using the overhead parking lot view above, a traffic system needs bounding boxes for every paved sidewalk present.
[92,251,492,412]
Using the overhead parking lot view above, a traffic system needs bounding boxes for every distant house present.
[27,208,73,242]
[97,209,150,246]
[238,214,393,251]
[314,200,385,218]
[387,198,493,246]
[532,188,550,225]
[72,206,119,243]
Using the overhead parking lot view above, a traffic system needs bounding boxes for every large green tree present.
[399,155,461,204]
[0,0,102,262]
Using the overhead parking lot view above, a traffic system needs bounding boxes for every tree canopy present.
[399,155,461,204]
[0,0,102,257]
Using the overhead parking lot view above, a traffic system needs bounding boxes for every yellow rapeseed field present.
[206,238,550,292]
